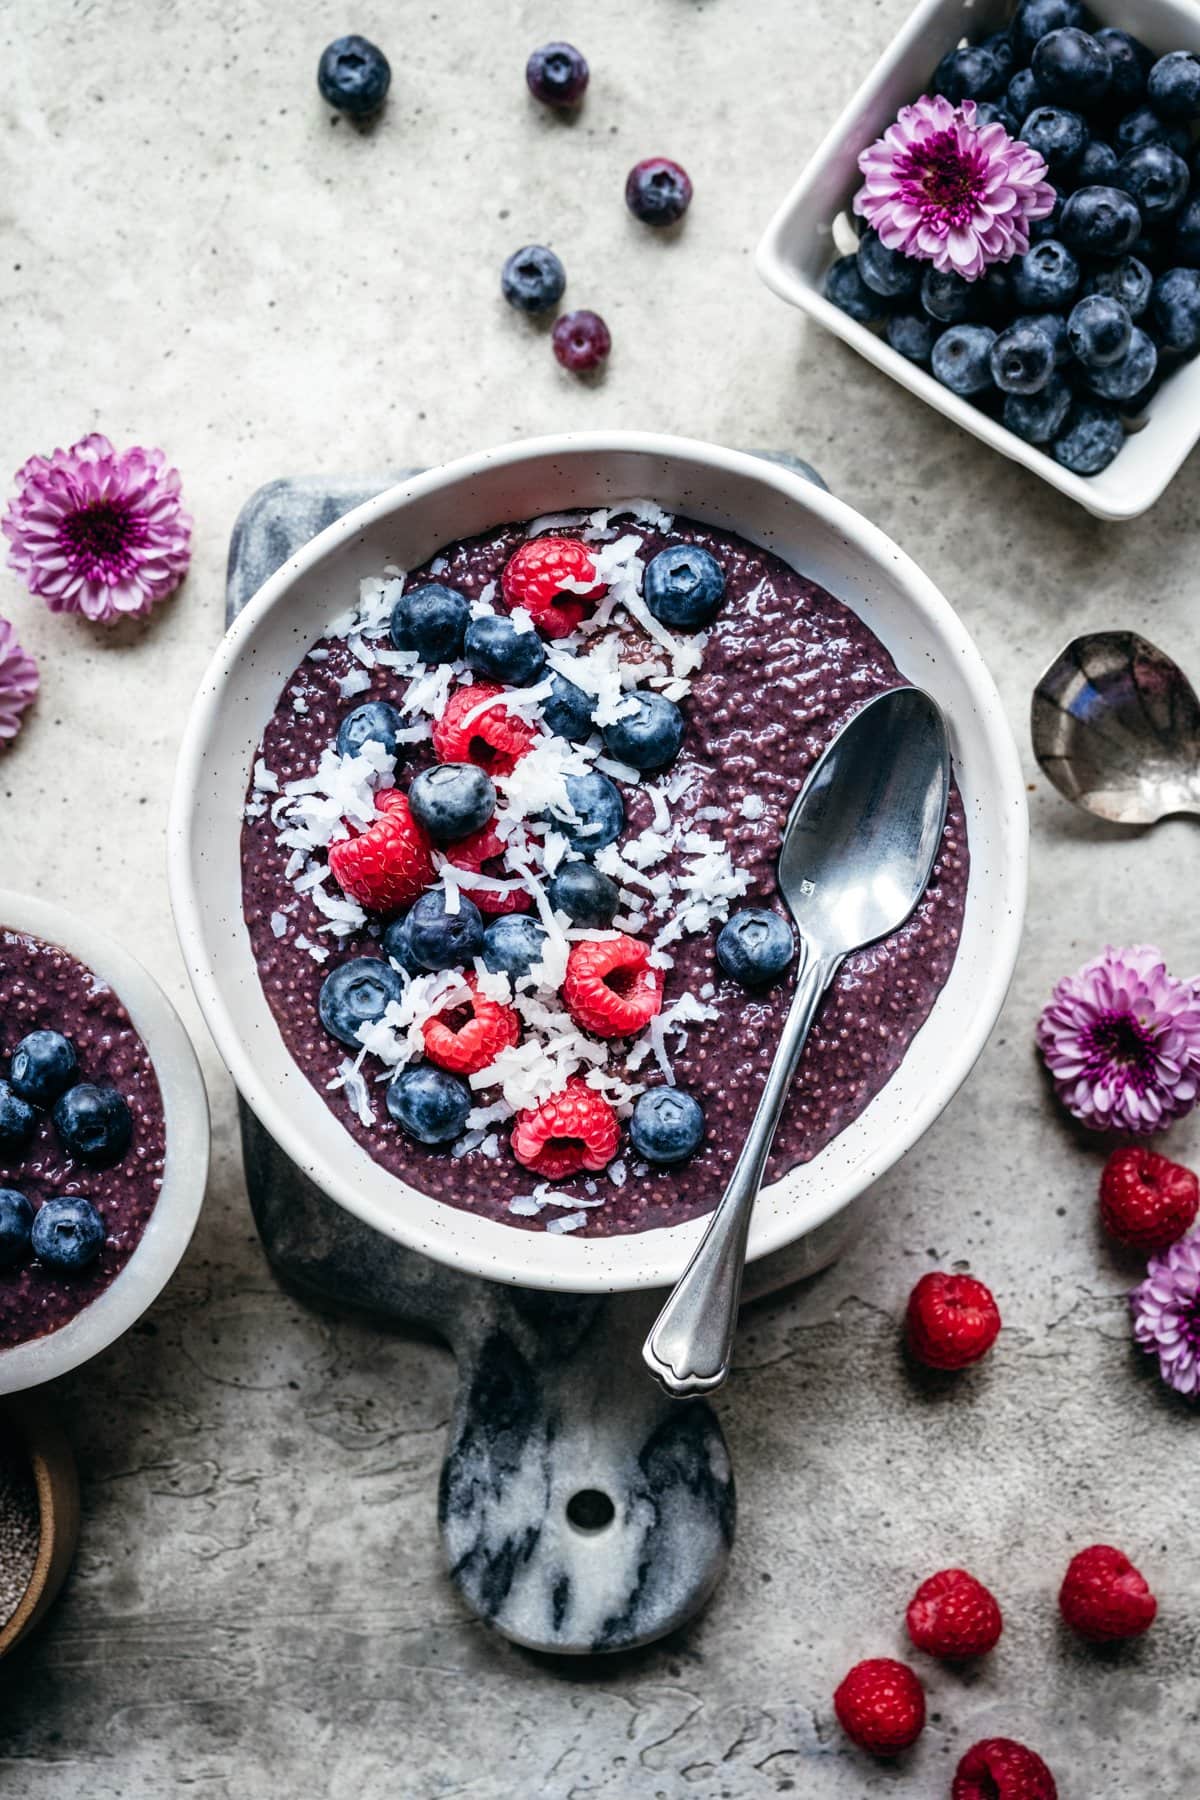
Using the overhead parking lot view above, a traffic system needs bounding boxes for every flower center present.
[1182,1298,1200,1353]
[1081,1009,1159,1092]
[899,129,986,230]
[60,499,146,585]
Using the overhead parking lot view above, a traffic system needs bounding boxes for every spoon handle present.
[642,939,838,1397]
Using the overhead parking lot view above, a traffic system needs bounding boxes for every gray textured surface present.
[2,0,1200,1794]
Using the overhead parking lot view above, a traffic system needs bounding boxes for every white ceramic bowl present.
[756,0,1200,522]
[168,432,1026,1294]
[0,892,210,1393]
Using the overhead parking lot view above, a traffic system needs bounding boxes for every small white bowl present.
[756,0,1200,521]
[168,432,1026,1295]
[0,893,210,1393]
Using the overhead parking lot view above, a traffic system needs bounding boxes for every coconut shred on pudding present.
[241,501,969,1237]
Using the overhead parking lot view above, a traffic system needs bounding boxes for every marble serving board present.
[226,457,833,1657]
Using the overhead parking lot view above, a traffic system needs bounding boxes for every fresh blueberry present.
[1152,267,1200,352]
[53,1085,132,1166]
[933,43,1006,102]
[560,772,624,853]
[716,908,795,988]
[919,266,974,324]
[464,614,547,686]
[551,309,611,372]
[1118,144,1190,225]
[0,1189,33,1268]
[1007,66,1041,125]
[643,544,726,628]
[989,318,1057,394]
[826,254,890,323]
[406,889,485,971]
[1003,374,1074,443]
[385,1065,471,1146]
[1011,0,1088,61]
[1113,105,1190,157]
[932,323,998,396]
[980,30,1016,89]
[1073,138,1119,185]
[1059,187,1142,258]
[1052,401,1125,474]
[1147,51,1200,121]
[389,582,469,663]
[31,1196,105,1271]
[625,157,693,227]
[1083,254,1153,316]
[408,763,496,843]
[548,862,620,927]
[1013,238,1081,309]
[885,312,938,364]
[629,1088,705,1165]
[1086,326,1158,400]
[973,100,1021,136]
[319,958,406,1049]
[525,40,588,108]
[501,244,566,314]
[1020,310,1071,364]
[1094,29,1152,108]
[1067,293,1134,367]
[336,700,406,762]
[541,672,595,742]
[482,914,548,980]
[1032,29,1112,108]
[382,913,424,977]
[317,35,391,117]
[10,1030,77,1106]
[0,1082,36,1153]
[1020,108,1090,178]
[1175,197,1200,267]
[857,229,921,299]
[601,693,685,772]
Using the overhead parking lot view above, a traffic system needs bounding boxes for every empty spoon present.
[1031,631,1200,826]
[642,687,952,1398]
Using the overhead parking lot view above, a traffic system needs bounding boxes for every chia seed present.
[0,1438,39,1626]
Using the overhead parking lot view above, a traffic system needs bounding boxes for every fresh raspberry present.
[906,1568,1003,1660]
[563,935,664,1039]
[500,537,607,638]
[432,683,538,775]
[1058,1544,1157,1643]
[445,822,532,916]
[327,790,434,914]
[1099,1145,1199,1251]
[420,974,520,1077]
[510,1076,619,1178]
[832,1658,925,1757]
[952,1738,1058,1800]
[906,1271,1001,1370]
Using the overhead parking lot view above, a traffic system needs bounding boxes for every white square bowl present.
[756,0,1200,520]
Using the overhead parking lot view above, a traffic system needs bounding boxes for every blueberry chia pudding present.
[241,500,968,1237]
[0,930,165,1348]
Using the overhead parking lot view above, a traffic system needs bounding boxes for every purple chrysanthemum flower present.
[1037,945,1200,1134]
[1131,1234,1200,1398]
[854,94,1056,281]
[2,433,192,625]
[0,617,38,742]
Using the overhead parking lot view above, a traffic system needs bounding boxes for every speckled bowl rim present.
[168,431,1027,1293]
[0,893,210,1392]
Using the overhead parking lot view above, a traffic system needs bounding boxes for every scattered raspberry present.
[420,974,520,1077]
[832,1658,925,1757]
[1058,1544,1157,1643]
[952,1737,1058,1800]
[906,1567,1003,1660]
[445,822,532,916]
[327,790,434,913]
[563,934,664,1038]
[906,1271,1001,1370]
[510,1076,619,1178]
[432,683,538,775]
[1099,1144,1199,1251]
[500,537,607,638]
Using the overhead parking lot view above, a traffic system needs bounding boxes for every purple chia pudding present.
[0,930,165,1348]
[241,506,968,1237]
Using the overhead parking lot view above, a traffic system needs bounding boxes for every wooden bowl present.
[0,1395,80,1659]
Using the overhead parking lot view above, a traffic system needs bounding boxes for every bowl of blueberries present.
[757,0,1200,518]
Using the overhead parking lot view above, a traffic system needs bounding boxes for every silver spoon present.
[1031,631,1200,826]
[642,687,952,1398]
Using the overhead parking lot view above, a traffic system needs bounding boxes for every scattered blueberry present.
[1074,138,1119,185]
[933,42,1006,102]
[0,1190,33,1268]
[1152,267,1200,353]
[629,1088,705,1165]
[857,229,921,299]
[1116,143,1190,222]
[1083,254,1153,317]
[716,908,795,988]
[1052,401,1125,473]
[1147,50,1200,121]
[31,1196,105,1271]
[1012,238,1081,310]
[1021,310,1071,364]
[385,1064,472,1146]
[1094,29,1152,107]
[319,958,406,1049]
[464,614,547,686]
[625,157,693,227]
[932,324,998,396]
[0,1082,36,1154]
[1067,294,1133,368]
[601,692,685,772]
[885,312,937,364]
[920,267,975,324]
[643,544,726,628]
[542,672,595,742]
[560,772,624,853]
[1059,187,1141,260]
[1007,65,1041,124]
[53,1084,132,1166]
[382,913,424,977]
[408,762,496,843]
[10,1030,77,1106]
[1112,104,1190,157]
[1175,197,1200,267]
[1012,0,1088,62]
[317,35,391,117]
[389,582,470,662]
[548,862,620,928]
[980,30,1016,89]
[525,40,588,108]
[501,245,566,314]
[990,319,1056,394]
[1003,374,1073,443]
[1031,29,1112,108]
[551,309,611,372]
[336,700,406,762]
[1086,327,1158,401]
[406,889,485,971]
[482,915,548,980]
[1019,106,1089,177]
[826,254,891,324]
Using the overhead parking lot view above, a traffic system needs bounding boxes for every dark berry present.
[1073,138,1118,185]
[336,700,406,762]
[629,1088,705,1165]
[826,254,890,323]
[551,309,611,372]
[386,1064,471,1146]
[1059,186,1141,257]
[389,582,469,662]
[1003,373,1073,442]
[464,614,547,686]
[1152,266,1200,352]
[319,957,406,1049]
[10,1030,77,1106]
[501,244,566,314]
[1020,107,1090,177]
[1095,29,1153,108]
[525,41,588,108]
[625,157,693,227]
[1052,401,1125,473]
[932,323,997,396]
[973,100,1021,135]
[1068,293,1133,367]
[1032,29,1112,108]
[1007,66,1041,125]
[1021,309,1071,363]
[382,913,424,977]
[1013,238,1081,308]
[643,544,726,628]
[408,763,496,843]
[0,1082,36,1154]
[542,672,595,742]
[53,1084,132,1166]
[601,692,685,772]
[980,31,1017,89]
[548,862,620,927]
[1147,51,1200,121]
[0,1190,33,1268]
[406,889,485,971]
[482,914,547,979]
[1115,143,1189,221]
[990,318,1057,393]
[920,266,974,323]
[1086,326,1158,399]
[1012,0,1088,61]
[1084,254,1153,316]
[885,312,937,364]
[1175,198,1200,267]
[716,908,795,987]
[1113,104,1190,157]
[31,1196,105,1270]
[317,36,391,117]
[933,44,1006,102]
[857,229,921,299]
[560,772,624,853]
